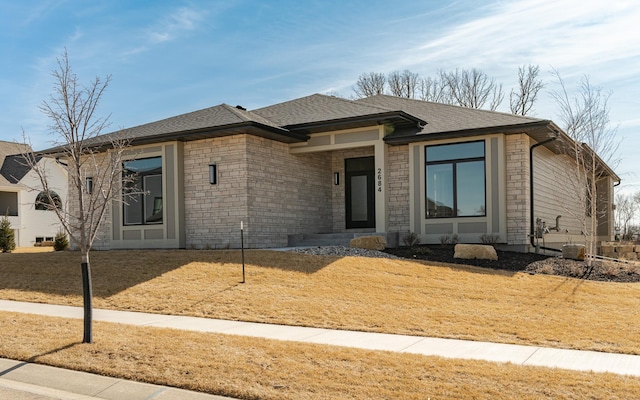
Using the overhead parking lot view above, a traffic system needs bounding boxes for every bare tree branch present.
[21,49,131,343]
[550,69,621,268]
[509,65,544,116]
[442,68,504,110]
[353,72,386,98]
[387,70,419,98]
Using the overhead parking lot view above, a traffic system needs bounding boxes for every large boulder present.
[562,244,585,261]
[350,235,387,251]
[453,244,498,260]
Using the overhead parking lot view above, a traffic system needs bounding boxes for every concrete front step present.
[288,232,399,248]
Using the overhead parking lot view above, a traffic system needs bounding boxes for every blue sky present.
[1,0,639,193]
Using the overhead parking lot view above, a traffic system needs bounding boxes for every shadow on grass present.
[0,342,82,377]
[0,249,336,298]
[28,342,82,363]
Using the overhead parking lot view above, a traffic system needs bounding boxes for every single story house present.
[44,94,619,252]
[1,141,67,247]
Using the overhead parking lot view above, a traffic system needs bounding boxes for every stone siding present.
[183,135,332,249]
[387,145,410,234]
[505,134,530,246]
[245,135,332,248]
[183,136,249,249]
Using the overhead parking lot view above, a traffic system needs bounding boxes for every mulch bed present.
[384,245,640,283]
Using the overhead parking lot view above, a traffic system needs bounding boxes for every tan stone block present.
[600,244,614,253]
[350,236,387,250]
[454,244,498,261]
[562,244,585,261]
[616,245,634,253]
[620,252,638,261]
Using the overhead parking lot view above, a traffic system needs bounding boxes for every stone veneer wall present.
[386,145,410,234]
[183,135,250,249]
[245,135,332,248]
[505,134,531,246]
[330,146,375,233]
[183,134,332,249]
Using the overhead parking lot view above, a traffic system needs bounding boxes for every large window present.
[425,141,485,218]
[123,157,163,225]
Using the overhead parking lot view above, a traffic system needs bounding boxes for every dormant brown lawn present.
[2,312,640,400]
[1,249,640,398]
[2,249,639,354]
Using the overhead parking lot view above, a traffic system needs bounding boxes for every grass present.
[1,249,640,398]
[3,312,640,399]
[2,249,639,354]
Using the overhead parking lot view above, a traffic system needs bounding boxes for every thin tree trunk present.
[81,253,93,343]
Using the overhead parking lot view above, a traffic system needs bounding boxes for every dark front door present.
[345,157,375,229]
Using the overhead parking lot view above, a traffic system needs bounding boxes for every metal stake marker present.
[240,220,245,283]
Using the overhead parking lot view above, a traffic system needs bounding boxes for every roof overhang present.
[384,120,558,146]
[285,111,426,135]
[39,121,308,156]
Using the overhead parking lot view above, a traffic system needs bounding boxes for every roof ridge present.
[360,94,544,122]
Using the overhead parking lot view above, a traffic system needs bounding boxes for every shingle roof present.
[252,94,406,126]
[0,141,33,186]
[39,93,551,152]
[357,95,547,138]
[43,104,304,154]
[115,103,286,140]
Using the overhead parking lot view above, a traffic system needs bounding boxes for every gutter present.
[529,136,563,253]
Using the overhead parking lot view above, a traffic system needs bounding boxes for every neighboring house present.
[43,94,619,252]
[0,141,67,247]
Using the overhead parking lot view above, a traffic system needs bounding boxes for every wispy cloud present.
[147,6,206,44]
[407,0,640,75]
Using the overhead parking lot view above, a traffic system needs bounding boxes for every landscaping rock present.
[453,244,497,260]
[562,244,585,261]
[350,236,386,251]
[620,252,638,261]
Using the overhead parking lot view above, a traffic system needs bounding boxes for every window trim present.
[425,140,487,219]
[122,156,164,226]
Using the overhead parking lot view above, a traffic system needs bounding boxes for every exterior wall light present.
[209,164,217,185]
[334,172,340,185]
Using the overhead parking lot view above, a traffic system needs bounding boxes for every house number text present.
[377,168,382,192]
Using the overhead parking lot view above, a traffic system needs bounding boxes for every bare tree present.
[387,70,419,98]
[353,72,386,98]
[441,68,504,110]
[615,193,637,240]
[510,65,544,116]
[417,75,451,103]
[22,50,130,343]
[551,70,621,269]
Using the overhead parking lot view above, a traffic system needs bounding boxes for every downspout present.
[529,136,562,253]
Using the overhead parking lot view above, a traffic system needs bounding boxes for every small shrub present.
[480,234,500,245]
[53,231,69,251]
[439,234,459,246]
[0,214,16,253]
[413,247,432,255]
[402,232,421,248]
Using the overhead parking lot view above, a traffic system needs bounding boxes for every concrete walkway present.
[2,299,640,398]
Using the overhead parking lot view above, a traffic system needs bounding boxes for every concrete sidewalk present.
[2,299,640,398]
[0,357,231,400]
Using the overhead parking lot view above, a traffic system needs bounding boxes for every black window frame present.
[425,140,486,219]
[122,156,164,226]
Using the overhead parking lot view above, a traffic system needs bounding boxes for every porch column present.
[374,140,387,233]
